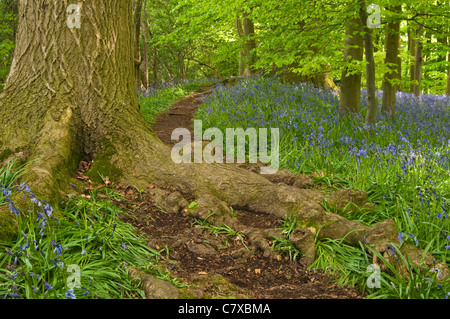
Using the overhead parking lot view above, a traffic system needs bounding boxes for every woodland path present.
[115,84,365,299]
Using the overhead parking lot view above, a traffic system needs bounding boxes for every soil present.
[78,85,365,299]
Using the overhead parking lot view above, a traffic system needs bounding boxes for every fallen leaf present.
[255,269,261,275]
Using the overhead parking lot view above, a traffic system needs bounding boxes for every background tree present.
[339,10,364,116]
[0,0,18,91]
[358,0,378,125]
[381,4,402,117]
[134,0,144,88]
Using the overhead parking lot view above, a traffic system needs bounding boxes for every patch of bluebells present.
[197,76,450,271]
[198,77,449,177]
[0,183,131,299]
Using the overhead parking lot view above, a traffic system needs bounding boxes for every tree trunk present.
[447,68,450,96]
[140,1,150,89]
[339,14,364,116]
[153,46,159,85]
[358,0,378,125]
[134,0,144,88]
[408,24,416,93]
[0,0,422,268]
[236,18,246,77]
[413,25,424,97]
[381,5,401,118]
[242,10,256,77]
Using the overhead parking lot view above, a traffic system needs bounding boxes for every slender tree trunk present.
[447,41,450,96]
[153,46,158,84]
[408,25,416,93]
[413,24,424,97]
[397,33,402,92]
[235,18,246,77]
[339,14,364,116]
[242,10,256,77]
[358,0,378,125]
[446,68,450,96]
[381,5,401,118]
[140,2,150,89]
[134,0,144,88]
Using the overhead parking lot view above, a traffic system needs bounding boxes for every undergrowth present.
[196,76,450,299]
[0,161,176,299]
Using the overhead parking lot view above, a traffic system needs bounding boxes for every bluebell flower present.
[42,280,52,290]
[65,288,76,299]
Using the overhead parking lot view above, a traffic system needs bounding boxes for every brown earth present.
[77,85,365,299]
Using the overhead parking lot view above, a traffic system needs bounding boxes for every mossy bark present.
[0,0,429,267]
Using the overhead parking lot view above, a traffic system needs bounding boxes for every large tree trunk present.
[0,0,427,268]
[381,5,401,118]
[358,0,378,125]
[339,14,364,116]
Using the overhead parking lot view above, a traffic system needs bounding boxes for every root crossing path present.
[125,84,364,299]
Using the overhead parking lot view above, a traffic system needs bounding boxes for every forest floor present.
[79,85,365,299]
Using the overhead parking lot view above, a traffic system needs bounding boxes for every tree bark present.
[358,0,378,125]
[242,10,256,77]
[447,68,450,96]
[235,18,246,77]
[413,25,424,97]
[381,5,401,118]
[408,24,416,93]
[339,14,364,116]
[140,1,150,89]
[0,0,425,268]
[134,0,144,88]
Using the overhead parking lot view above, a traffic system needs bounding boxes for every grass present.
[191,212,248,250]
[196,76,450,298]
[0,163,178,299]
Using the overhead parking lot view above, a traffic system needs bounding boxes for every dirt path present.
[126,85,364,299]
[152,85,213,146]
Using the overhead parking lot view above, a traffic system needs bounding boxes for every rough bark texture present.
[0,0,433,270]
[339,15,363,116]
[381,6,401,118]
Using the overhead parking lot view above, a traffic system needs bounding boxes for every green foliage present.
[197,76,450,298]
[0,163,175,299]
[0,0,18,91]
